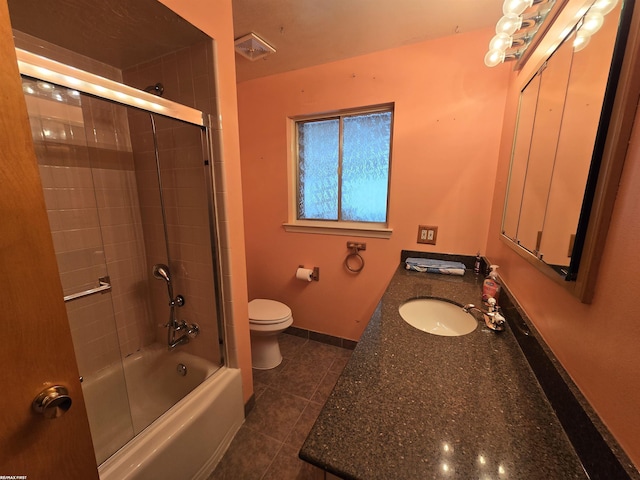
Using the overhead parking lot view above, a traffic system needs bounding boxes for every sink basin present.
[398,298,477,336]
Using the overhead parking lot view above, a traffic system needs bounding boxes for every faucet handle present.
[486,297,496,311]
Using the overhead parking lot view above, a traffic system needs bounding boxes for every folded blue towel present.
[405,257,466,276]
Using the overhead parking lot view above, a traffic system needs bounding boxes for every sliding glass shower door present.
[23,76,136,463]
[23,73,223,465]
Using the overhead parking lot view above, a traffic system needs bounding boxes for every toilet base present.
[250,333,284,370]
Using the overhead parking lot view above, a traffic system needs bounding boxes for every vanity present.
[299,251,636,479]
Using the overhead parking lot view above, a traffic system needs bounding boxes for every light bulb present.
[502,0,534,16]
[581,12,605,34]
[496,13,524,35]
[590,0,618,15]
[484,49,506,67]
[37,81,54,91]
[573,32,591,52]
[489,33,514,51]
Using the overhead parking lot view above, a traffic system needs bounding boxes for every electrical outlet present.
[417,225,438,245]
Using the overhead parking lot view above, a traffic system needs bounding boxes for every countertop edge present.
[498,279,639,480]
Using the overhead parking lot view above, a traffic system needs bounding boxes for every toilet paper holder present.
[298,265,320,281]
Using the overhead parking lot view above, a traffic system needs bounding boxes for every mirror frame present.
[501,0,640,303]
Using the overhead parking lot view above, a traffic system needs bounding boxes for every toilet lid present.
[248,299,292,324]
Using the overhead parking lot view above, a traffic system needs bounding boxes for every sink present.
[398,298,477,336]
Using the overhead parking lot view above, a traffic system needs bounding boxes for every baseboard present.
[244,393,255,417]
[284,326,357,350]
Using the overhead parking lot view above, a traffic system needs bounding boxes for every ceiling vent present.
[234,32,276,61]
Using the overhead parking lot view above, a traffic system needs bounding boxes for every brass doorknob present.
[32,385,72,419]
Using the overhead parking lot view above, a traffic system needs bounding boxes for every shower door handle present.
[32,385,73,419]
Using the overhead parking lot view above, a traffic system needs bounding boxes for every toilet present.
[248,299,294,369]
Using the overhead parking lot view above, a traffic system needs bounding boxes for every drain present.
[176,363,187,376]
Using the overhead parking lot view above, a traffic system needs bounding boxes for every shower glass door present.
[23,76,135,463]
[23,73,223,465]
[129,107,222,368]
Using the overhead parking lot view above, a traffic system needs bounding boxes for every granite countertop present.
[299,257,589,479]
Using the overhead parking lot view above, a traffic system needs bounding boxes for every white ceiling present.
[232,0,505,82]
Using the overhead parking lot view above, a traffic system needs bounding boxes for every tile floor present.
[208,333,353,480]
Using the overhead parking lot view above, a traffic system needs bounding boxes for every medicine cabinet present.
[501,0,639,302]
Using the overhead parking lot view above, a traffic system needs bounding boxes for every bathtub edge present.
[98,366,244,480]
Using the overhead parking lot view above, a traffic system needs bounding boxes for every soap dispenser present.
[482,265,501,303]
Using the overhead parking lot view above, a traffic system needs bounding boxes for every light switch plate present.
[417,225,438,245]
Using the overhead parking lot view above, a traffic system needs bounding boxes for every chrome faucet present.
[169,333,190,349]
[152,263,200,349]
[167,320,200,350]
[463,297,506,332]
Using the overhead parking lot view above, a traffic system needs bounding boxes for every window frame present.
[284,103,394,238]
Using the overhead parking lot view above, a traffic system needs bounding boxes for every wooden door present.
[0,1,99,478]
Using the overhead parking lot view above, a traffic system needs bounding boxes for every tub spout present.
[169,334,190,350]
[167,321,199,350]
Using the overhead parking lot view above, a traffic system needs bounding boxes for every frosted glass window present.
[296,107,392,223]
[297,119,339,220]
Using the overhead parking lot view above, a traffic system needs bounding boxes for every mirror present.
[502,0,631,289]
[517,32,575,258]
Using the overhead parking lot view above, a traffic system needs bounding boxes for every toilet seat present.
[248,299,292,325]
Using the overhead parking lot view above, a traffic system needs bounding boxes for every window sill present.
[283,221,393,239]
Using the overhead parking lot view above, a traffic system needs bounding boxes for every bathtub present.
[89,344,243,480]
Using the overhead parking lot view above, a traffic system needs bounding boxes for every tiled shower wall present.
[126,109,220,363]
[123,42,221,363]
[24,79,154,375]
[16,31,156,377]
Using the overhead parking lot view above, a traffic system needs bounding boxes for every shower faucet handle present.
[169,294,185,307]
[174,294,185,307]
[187,323,200,338]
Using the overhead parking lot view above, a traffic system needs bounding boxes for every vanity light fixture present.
[589,0,619,14]
[489,32,514,50]
[582,11,606,34]
[573,31,592,51]
[573,0,618,51]
[484,0,556,67]
[484,48,522,67]
[503,0,537,15]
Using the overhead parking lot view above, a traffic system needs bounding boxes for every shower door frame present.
[16,48,229,368]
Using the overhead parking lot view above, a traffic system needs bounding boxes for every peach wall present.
[237,29,510,341]
[159,0,253,402]
[486,31,640,473]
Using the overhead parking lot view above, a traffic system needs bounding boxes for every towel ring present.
[345,250,365,273]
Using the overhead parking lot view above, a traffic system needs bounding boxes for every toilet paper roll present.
[296,267,313,282]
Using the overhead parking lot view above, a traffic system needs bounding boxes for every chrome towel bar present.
[63,276,111,302]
